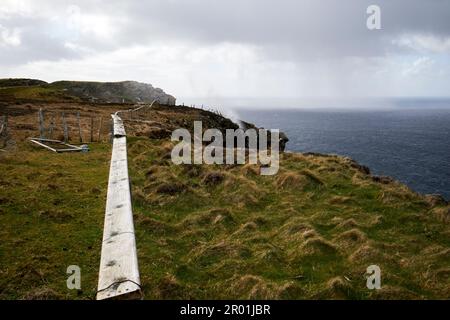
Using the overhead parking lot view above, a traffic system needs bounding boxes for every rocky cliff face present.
[52,80,176,105]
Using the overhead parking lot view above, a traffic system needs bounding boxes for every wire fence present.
[35,108,109,143]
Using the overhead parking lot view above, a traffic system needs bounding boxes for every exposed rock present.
[304,152,333,158]
[347,159,371,175]
[372,175,395,184]
[236,120,289,152]
[51,80,176,105]
[279,131,289,152]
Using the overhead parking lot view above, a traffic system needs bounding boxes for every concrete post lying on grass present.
[97,114,142,300]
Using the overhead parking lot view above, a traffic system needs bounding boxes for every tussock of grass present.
[348,244,386,264]
[181,164,203,178]
[335,229,367,246]
[202,171,225,186]
[226,274,304,299]
[329,195,353,205]
[431,206,450,223]
[317,277,355,299]
[156,182,187,195]
[240,164,260,176]
[155,273,187,299]
[300,169,325,186]
[180,208,235,229]
[275,172,307,189]
[300,237,339,256]
[335,218,360,230]
[370,285,420,300]
[22,287,63,300]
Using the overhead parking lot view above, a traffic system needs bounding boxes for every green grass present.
[0,142,110,299]
[0,137,449,299]
[126,137,450,299]
[0,86,80,102]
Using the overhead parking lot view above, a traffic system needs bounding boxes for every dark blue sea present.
[237,103,450,199]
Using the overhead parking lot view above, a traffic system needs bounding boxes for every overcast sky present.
[1,0,450,105]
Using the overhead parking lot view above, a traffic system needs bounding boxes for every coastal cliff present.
[0,78,176,105]
[0,93,449,300]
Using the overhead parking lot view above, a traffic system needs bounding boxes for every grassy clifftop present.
[0,78,47,88]
[0,78,176,104]
[127,137,449,299]
[0,102,449,299]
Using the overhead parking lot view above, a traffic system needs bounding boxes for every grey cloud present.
[0,16,79,65]
[115,0,450,58]
[2,0,450,66]
[1,0,450,99]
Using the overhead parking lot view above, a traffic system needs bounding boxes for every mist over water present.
[237,101,450,199]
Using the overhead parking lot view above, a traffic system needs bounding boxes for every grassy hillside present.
[0,78,175,104]
[127,137,450,299]
[0,99,449,299]
[0,78,47,88]
[0,142,110,299]
[0,85,81,103]
[1,134,448,299]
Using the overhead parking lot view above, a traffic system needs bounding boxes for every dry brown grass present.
[226,274,303,299]
[348,244,386,264]
[335,229,367,247]
[300,237,338,256]
[22,287,63,300]
[317,277,355,299]
[275,171,307,189]
[431,206,450,223]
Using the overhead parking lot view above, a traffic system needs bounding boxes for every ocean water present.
[237,106,450,199]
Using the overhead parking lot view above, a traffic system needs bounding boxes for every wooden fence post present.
[62,112,68,143]
[98,116,103,142]
[77,112,83,143]
[48,115,55,139]
[38,108,45,139]
[90,117,94,143]
[1,115,7,148]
